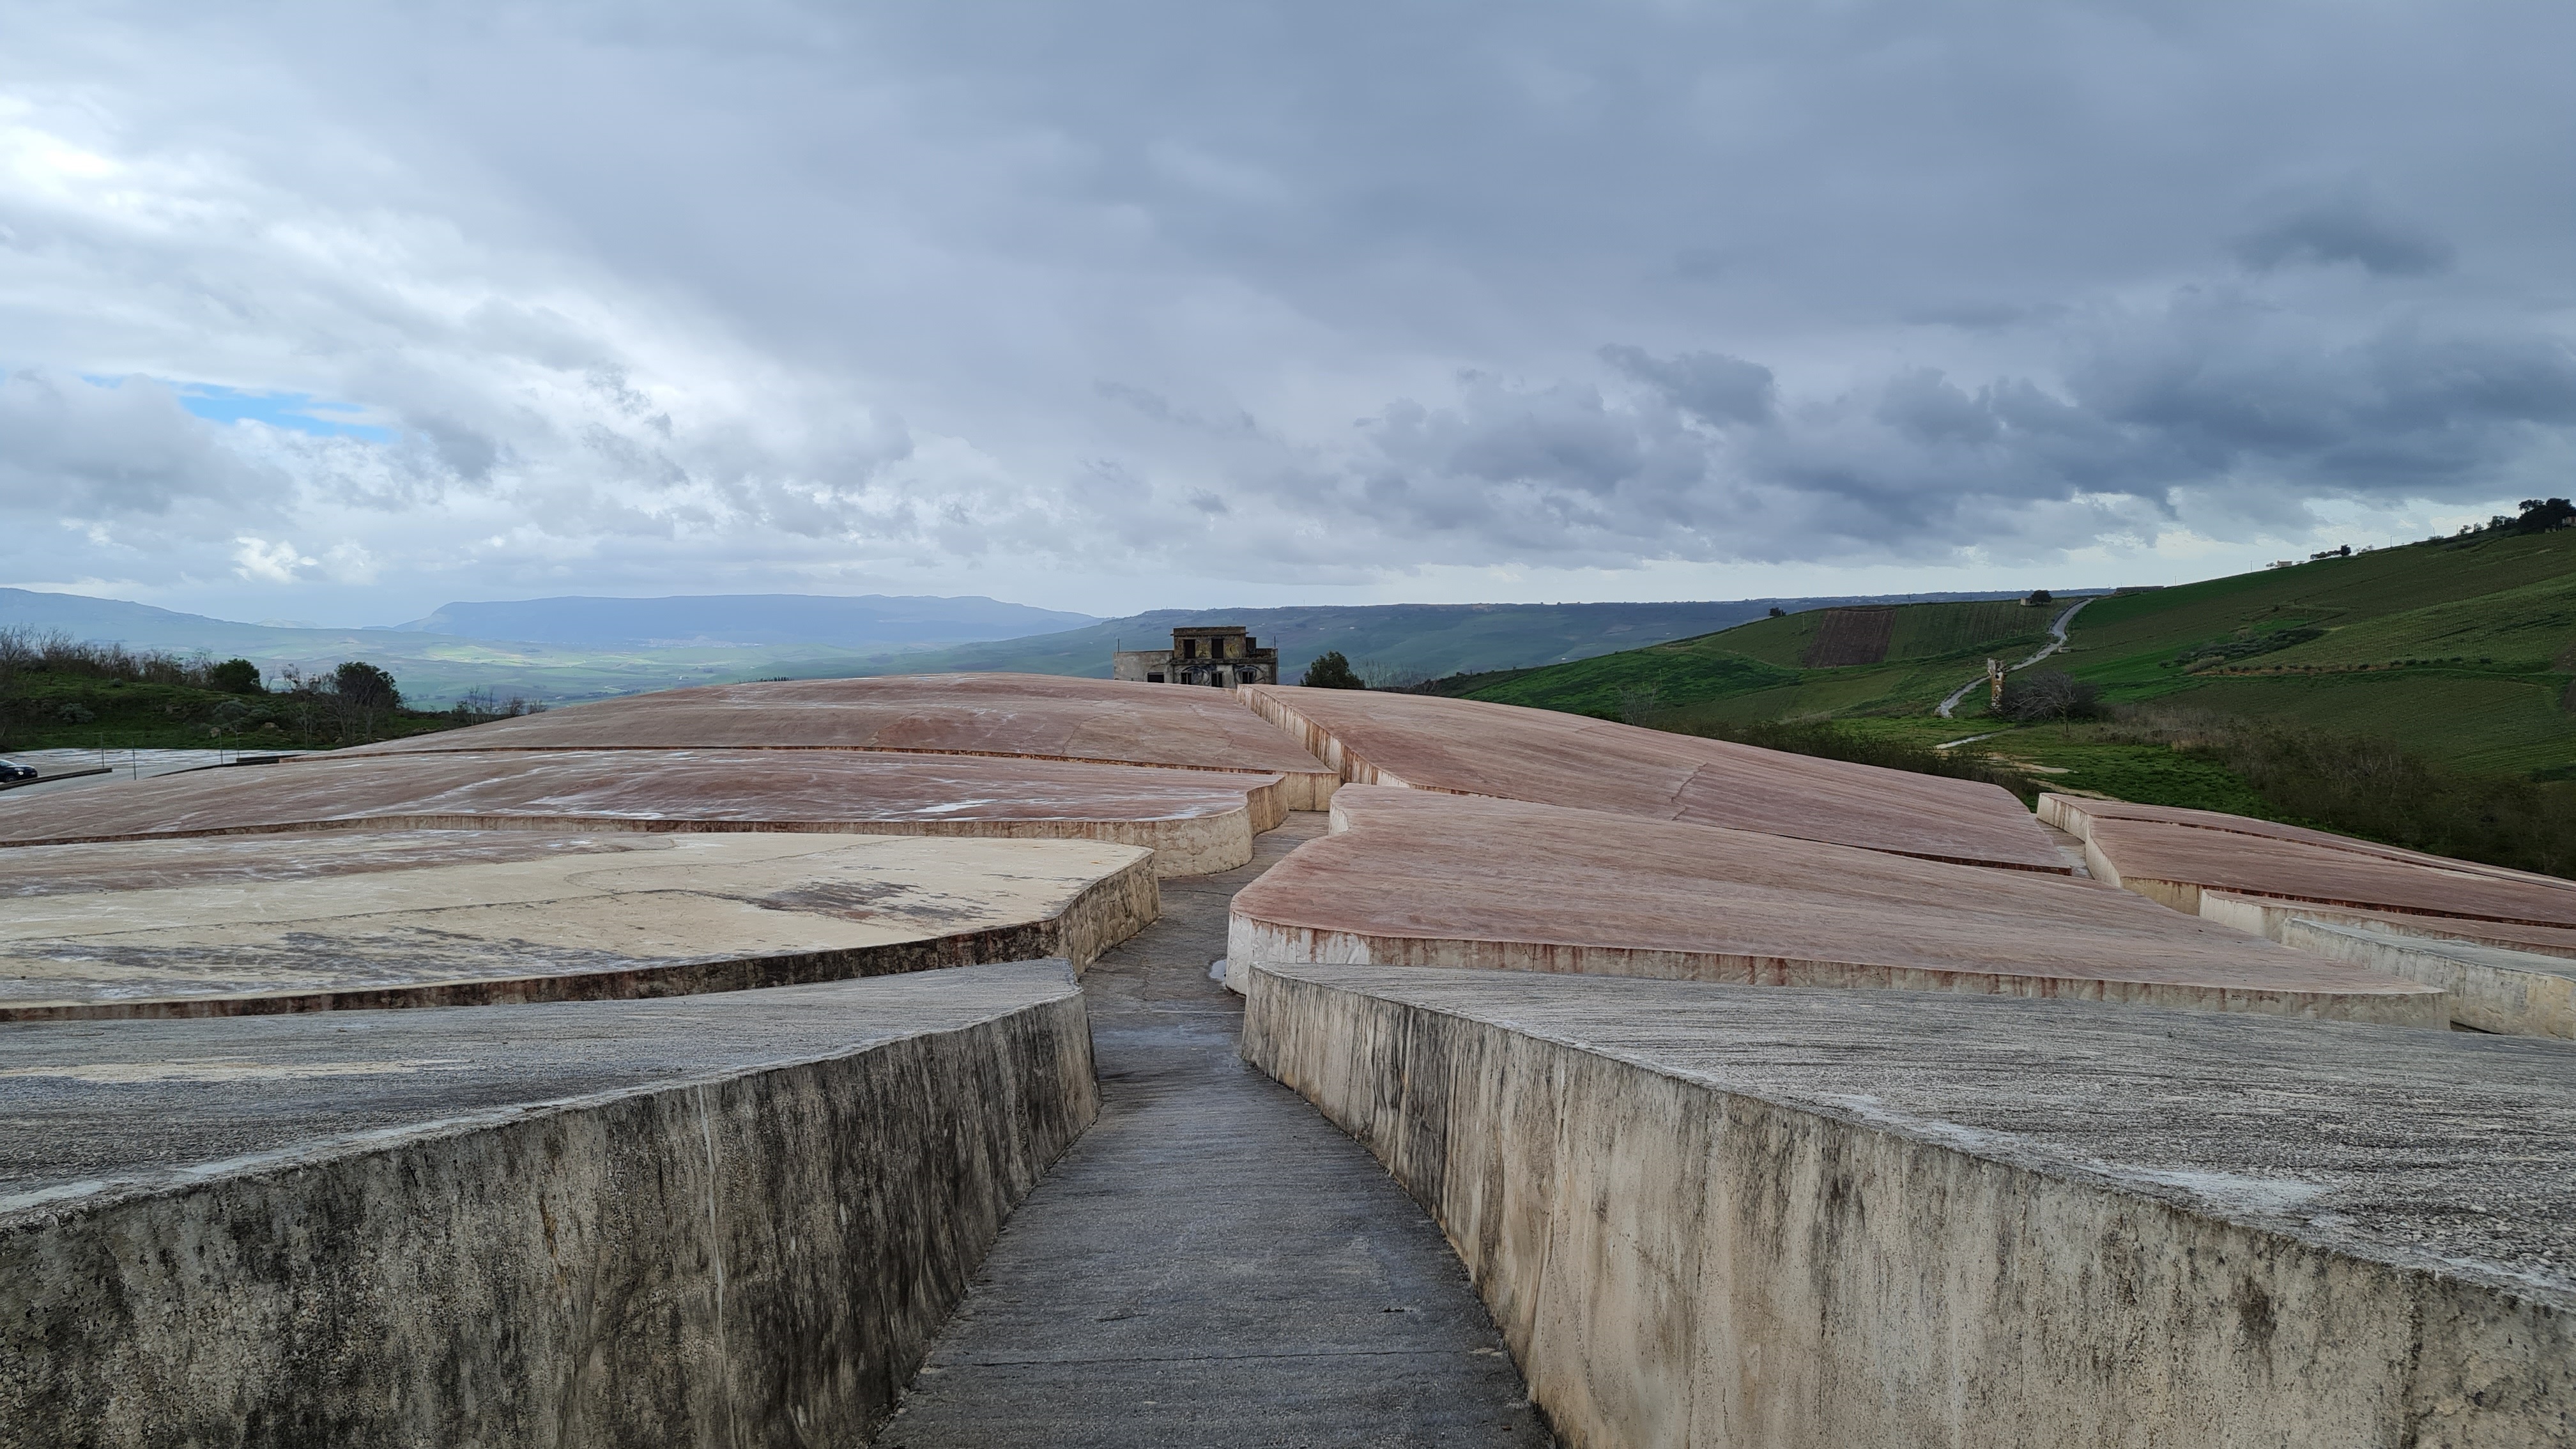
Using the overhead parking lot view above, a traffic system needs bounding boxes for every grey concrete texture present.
[1,829,1156,1019]
[342,672,1342,808]
[874,816,1553,1448]
[1241,960,2576,1448]
[0,747,1288,876]
[1,962,1100,1448]
[2277,916,2576,1039]
[1243,683,2067,872]
[1229,786,2442,1025]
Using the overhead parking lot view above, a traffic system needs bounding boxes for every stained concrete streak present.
[872,814,1553,1448]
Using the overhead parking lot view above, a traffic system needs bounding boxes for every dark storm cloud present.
[2232,190,2456,276]
[0,0,2569,608]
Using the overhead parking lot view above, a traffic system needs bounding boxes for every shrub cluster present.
[0,625,461,748]
[0,629,261,691]
[2169,627,2324,670]
[1298,651,1365,689]
[2099,707,2576,878]
[1664,717,2039,800]
[1994,670,2102,723]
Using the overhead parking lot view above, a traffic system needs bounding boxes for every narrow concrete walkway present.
[872,815,1554,1448]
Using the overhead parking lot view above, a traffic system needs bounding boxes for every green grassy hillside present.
[1456,532,2576,779]
[2044,531,2576,774]
[1447,532,2576,873]
[1450,596,2071,723]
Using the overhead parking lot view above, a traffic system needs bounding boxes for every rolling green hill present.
[1450,595,2074,724]
[1451,531,2576,782]
[800,596,2051,686]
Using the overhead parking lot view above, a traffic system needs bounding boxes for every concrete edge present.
[1236,960,2574,1447]
[2273,917,2576,1041]
[0,853,1158,1023]
[0,801,1259,879]
[298,741,1342,813]
[2,972,1100,1446]
[1223,908,2448,1027]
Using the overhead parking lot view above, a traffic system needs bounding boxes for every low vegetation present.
[2082,707,2576,877]
[1659,717,2042,800]
[0,628,488,751]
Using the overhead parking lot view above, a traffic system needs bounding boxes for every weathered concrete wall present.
[2202,888,2576,961]
[2272,917,2576,1039]
[1241,962,2574,1449]
[1,972,1099,1448]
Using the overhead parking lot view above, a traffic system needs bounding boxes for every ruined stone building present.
[1112,624,1279,688]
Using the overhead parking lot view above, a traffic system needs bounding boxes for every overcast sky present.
[3,2,2569,623]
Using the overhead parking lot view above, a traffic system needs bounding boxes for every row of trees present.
[0,627,418,747]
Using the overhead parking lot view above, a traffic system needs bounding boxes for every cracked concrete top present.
[1253,960,2576,1313]
[1242,684,2064,872]
[0,960,1078,1227]
[0,830,1146,1016]
[2043,793,2576,893]
[2089,816,2576,929]
[1233,788,2437,1018]
[339,673,1334,784]
[0,748,1273,847]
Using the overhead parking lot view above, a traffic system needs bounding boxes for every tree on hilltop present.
[1300,651,1365,689]
[333,661,401,741]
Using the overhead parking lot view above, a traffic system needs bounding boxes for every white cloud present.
[233,535,316,583]
[0,1,2568,618]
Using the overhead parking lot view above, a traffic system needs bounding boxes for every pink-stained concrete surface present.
[344,674,1338,807]
[2081,816,2576,930]
[0,750,1282,876]
[1241,685,2064,873]
[0,829,1157,1019]
[2040,793,2576,894]
[2198,891,2576,961]
[1227,786,2441,1025]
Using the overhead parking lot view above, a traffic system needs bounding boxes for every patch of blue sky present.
[172,383,394,442]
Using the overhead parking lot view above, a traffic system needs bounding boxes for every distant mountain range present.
[814,595,2067,684]
[395,593,1096,648]
[1,586,2089,706]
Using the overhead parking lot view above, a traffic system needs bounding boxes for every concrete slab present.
[2083,815,2576,928]
[2,962,1096,1446]
[346,673,1340,807]
[0,830,1156,1018]
[2271,917,2576,1039]
[1241,960,2576,1448]
[1227,786,2442,1024]
[2041,792,2576,893]
[0,747,1278,876]
[1242,684,2064,872]
[2202,889,2576,960]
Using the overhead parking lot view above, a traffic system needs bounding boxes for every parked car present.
[0,758,36,783]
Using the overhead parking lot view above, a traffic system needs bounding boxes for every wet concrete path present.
[871,815,1554,1448]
